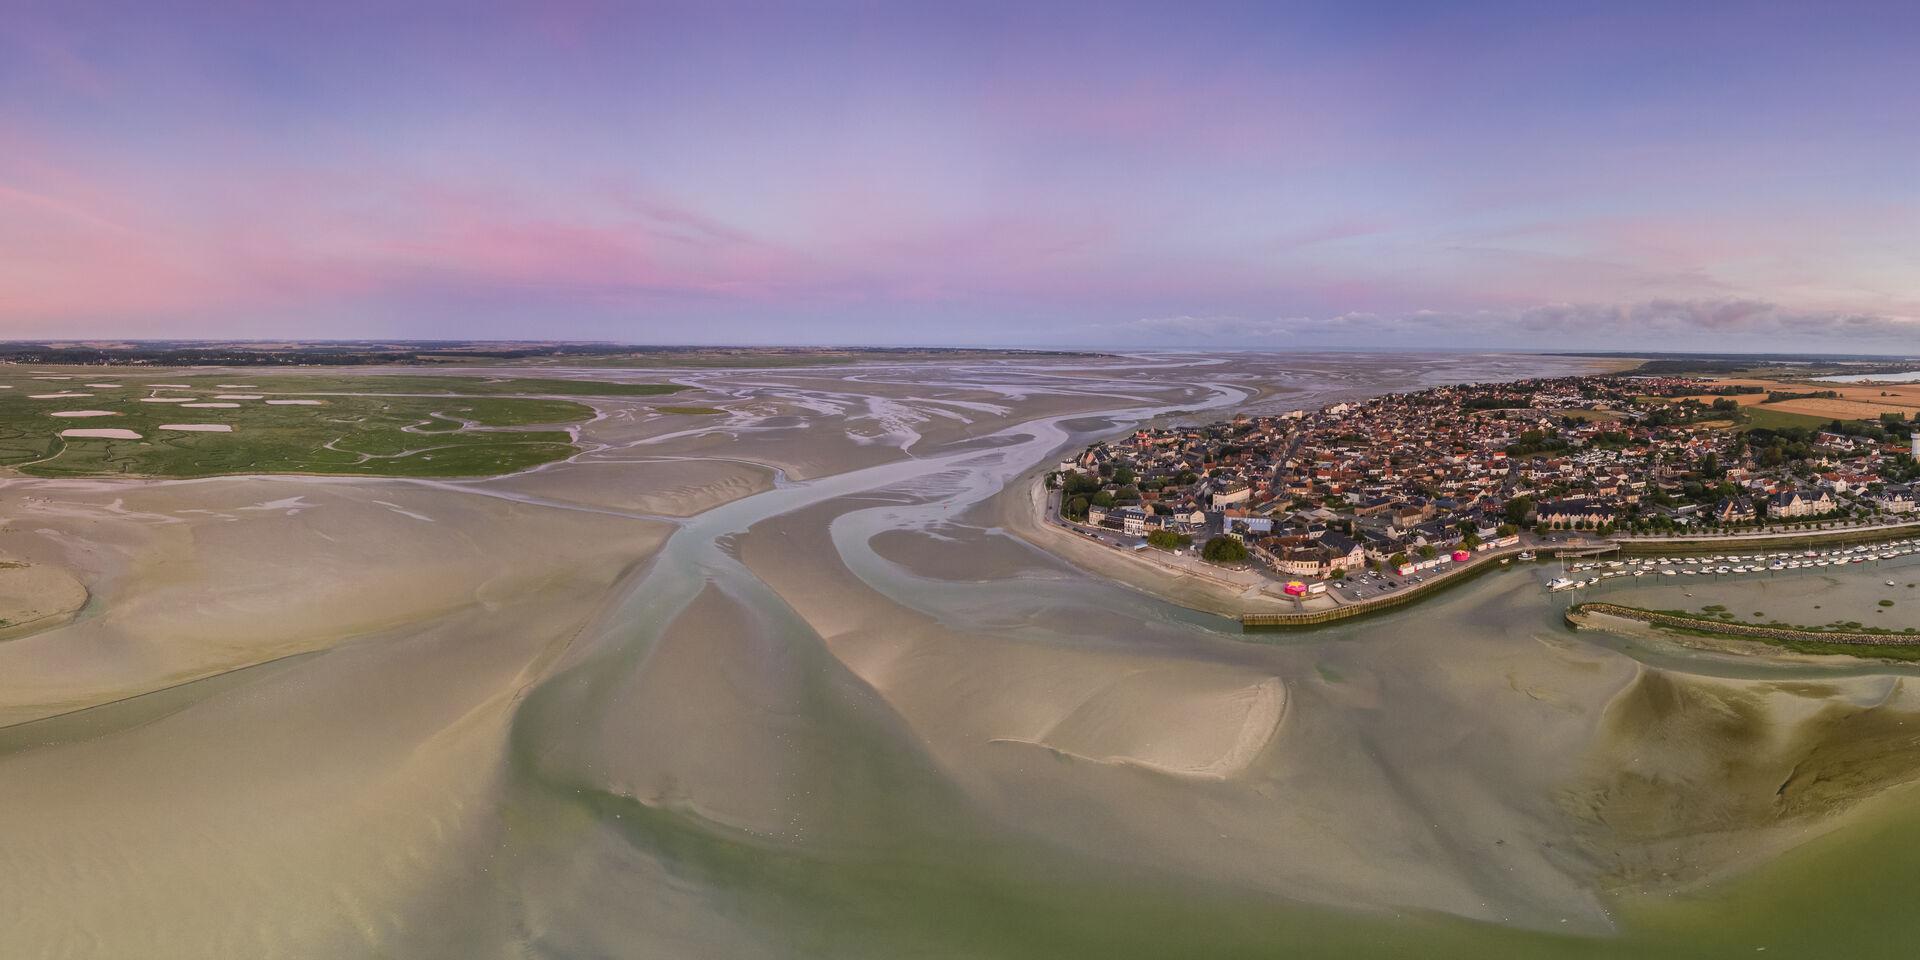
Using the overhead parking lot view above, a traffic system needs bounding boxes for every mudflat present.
[5,353,1920,960]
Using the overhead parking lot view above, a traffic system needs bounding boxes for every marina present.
[1548,539,1920,592]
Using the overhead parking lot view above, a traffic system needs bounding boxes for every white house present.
[1876,485,1916,514]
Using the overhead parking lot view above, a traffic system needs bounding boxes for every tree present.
[1146,529,1190,551]
[1495,523,1517,538]
[1418,544,1437,560]
[1504,496,1535,526]
[1060,471,1102,498]
[1201,536,1248,564]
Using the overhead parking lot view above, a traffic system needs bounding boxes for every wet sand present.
[0,560,88,640]
[1591,554,1920,631]
[6,352,1920,959]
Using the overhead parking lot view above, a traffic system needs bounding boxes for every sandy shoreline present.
[5,353,1920,957]
[1001,473,1295,618]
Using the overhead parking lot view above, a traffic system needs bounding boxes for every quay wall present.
[1239,544,1534,630]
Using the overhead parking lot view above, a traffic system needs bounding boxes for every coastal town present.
[1049,373,1920,606]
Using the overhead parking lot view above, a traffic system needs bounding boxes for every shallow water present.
[10,353,1920,958]
[1818,371,1920,383]
[1595,555,1920,631]
[476,361,1920,957]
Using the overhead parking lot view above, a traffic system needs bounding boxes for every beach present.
[3,352,1920,958]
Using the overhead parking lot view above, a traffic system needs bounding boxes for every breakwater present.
[1568,602,1920,646]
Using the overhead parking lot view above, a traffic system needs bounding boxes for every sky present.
[2,0,1916,352]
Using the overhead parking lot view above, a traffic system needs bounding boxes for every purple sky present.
[3,1,1916,352]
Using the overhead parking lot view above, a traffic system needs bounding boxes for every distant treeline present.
[0,342,1100,367]
[1624,357,1919,377]
[1549,350,1918,371]
[1762,390,1840,403]
[1463,395,1531,410]
[0,347,450,366]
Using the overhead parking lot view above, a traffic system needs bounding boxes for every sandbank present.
[0,560,88,641]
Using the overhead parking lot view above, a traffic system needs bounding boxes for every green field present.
[0,374,662,477]
[1737,405,1839,431]
[28,374,686,398]
[1638,395,1855,433]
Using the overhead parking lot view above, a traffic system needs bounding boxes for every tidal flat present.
[2,352,1920,959]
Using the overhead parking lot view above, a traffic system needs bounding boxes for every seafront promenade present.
[1238,542,1536,628]
[1034,475,1572,624]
